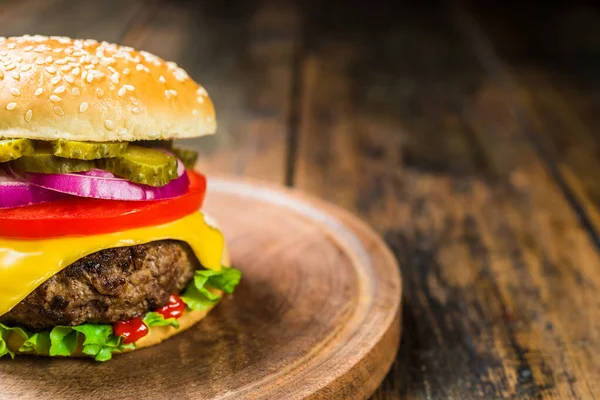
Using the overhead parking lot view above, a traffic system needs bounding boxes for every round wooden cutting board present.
[0,178,402,400]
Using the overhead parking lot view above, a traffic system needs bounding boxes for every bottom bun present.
[128,292,221,351]
[6,245,230,358]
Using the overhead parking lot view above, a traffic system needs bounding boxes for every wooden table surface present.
[1,0,599,398]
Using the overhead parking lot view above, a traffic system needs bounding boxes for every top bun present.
[0,35,216,142]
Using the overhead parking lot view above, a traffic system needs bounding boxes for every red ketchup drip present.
[156,294,186,319]
[114,294,185,344]
[114,317,148,344]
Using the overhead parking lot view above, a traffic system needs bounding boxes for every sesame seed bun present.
[0,35,216,142]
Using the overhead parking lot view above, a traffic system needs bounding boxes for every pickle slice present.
[53,140,128,160]
[99,146,178,187]
[12,148,94,173]
[0,139,34,163]
[172,147,198,169]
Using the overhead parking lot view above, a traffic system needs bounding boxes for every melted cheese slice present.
[0,212,224,317]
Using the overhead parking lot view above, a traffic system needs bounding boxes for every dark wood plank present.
[123,0,300,183]
[0,0,146,43]
[466,2,600,243]
[294,2,600,398]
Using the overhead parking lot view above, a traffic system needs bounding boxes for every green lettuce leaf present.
[181,266,242,311]
[207,267,242,294]
[49,324,132,361]
[143,312,180,329]
[49,326,79,357]
[0,323,29,359]
[19,331,51,354]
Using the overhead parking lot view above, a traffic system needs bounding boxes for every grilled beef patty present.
[0,240,200,330]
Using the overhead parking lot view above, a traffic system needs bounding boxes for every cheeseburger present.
[0,35,240,361]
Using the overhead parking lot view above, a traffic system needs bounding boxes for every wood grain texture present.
[0,0,145,43]
[123,0,300,183]
[294,2,600,398]
[466,2,600,243]
[0,178,401,400]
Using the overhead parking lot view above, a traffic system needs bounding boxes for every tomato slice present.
[0,171,207,239]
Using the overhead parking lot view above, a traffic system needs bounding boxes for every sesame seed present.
[131,107,141,114]
[174,69,187,81]
[7,43,15,49]
[71,67,80,76]
[96,88,104,97]
[79,102,88,112]
[49,94,62,103]
[110,72,119,84]
[129,97,139,105]
[53,48,63,53]
[10,88,21,96]
[34,88,44,96]
[24,109,32,122]
[6,102,17,110]
[51,76,61,85]
[45,56,53,63]
[104,119,115,130]
[60,65,72,72]
[53,106,65,116]
[4,63,15,71]
[45,65,57,74]
[192,109,199,116]
[20,64,31,72]
[63,75,74,83]
[86,74,94,83]
[197,96,204,103]
[136,64,143,71]
[169,89,177,96]
[55,58,67,65]
[118,128,128,135]
[165,90,171,99]
[122,68,130,75]
[34,57,44,65]
[24,46,33,52]
[72,87,80,96]
[117,87,126,97]
[197,87,207,96]
[11,72,20,80]
[54,86,66,94]
[159,75,166,83]
[81,70,87,80]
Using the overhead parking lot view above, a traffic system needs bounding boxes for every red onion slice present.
[0,169,65,209]
[16,161,190,201]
